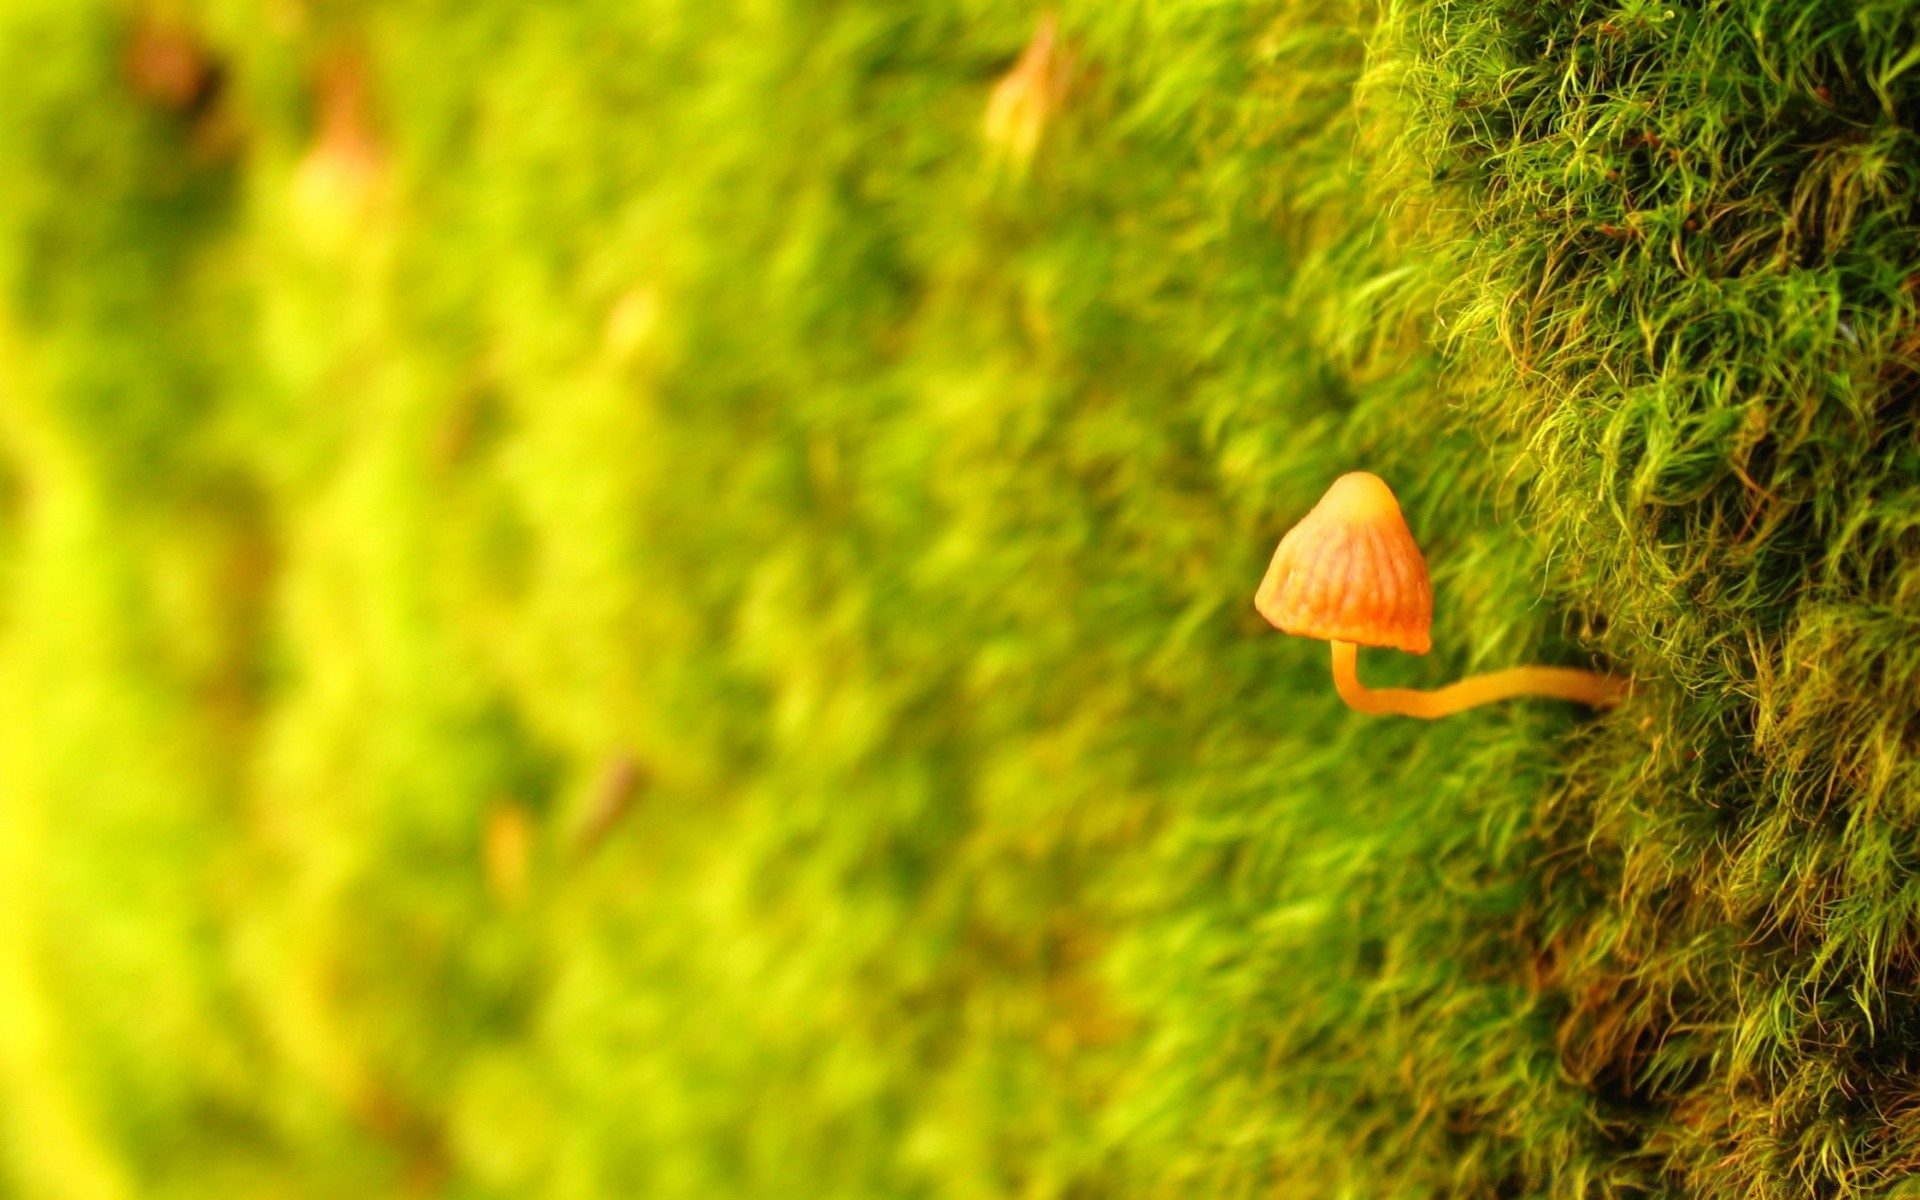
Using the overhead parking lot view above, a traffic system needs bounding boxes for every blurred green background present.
[11,2,1920,1197]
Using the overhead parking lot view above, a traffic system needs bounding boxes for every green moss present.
[2,0,1919,1196]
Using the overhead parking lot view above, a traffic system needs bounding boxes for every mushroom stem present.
[1330,640,1629,718]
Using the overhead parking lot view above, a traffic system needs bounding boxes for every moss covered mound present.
[4,2,1920,1196]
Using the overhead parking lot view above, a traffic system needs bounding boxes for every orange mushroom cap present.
[1254,472,1433,655]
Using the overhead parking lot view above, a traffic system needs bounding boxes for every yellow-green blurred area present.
[5,4,1410,1195]
[14,0,1920,1196]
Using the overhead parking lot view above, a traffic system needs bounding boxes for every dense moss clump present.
[5,1,1920,1196]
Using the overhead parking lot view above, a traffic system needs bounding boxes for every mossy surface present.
[4,1,1920,1196]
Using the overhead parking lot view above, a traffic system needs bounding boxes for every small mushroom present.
[1255,472,1629,718]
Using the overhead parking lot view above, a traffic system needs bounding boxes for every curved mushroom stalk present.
[1330,640,1629,719]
